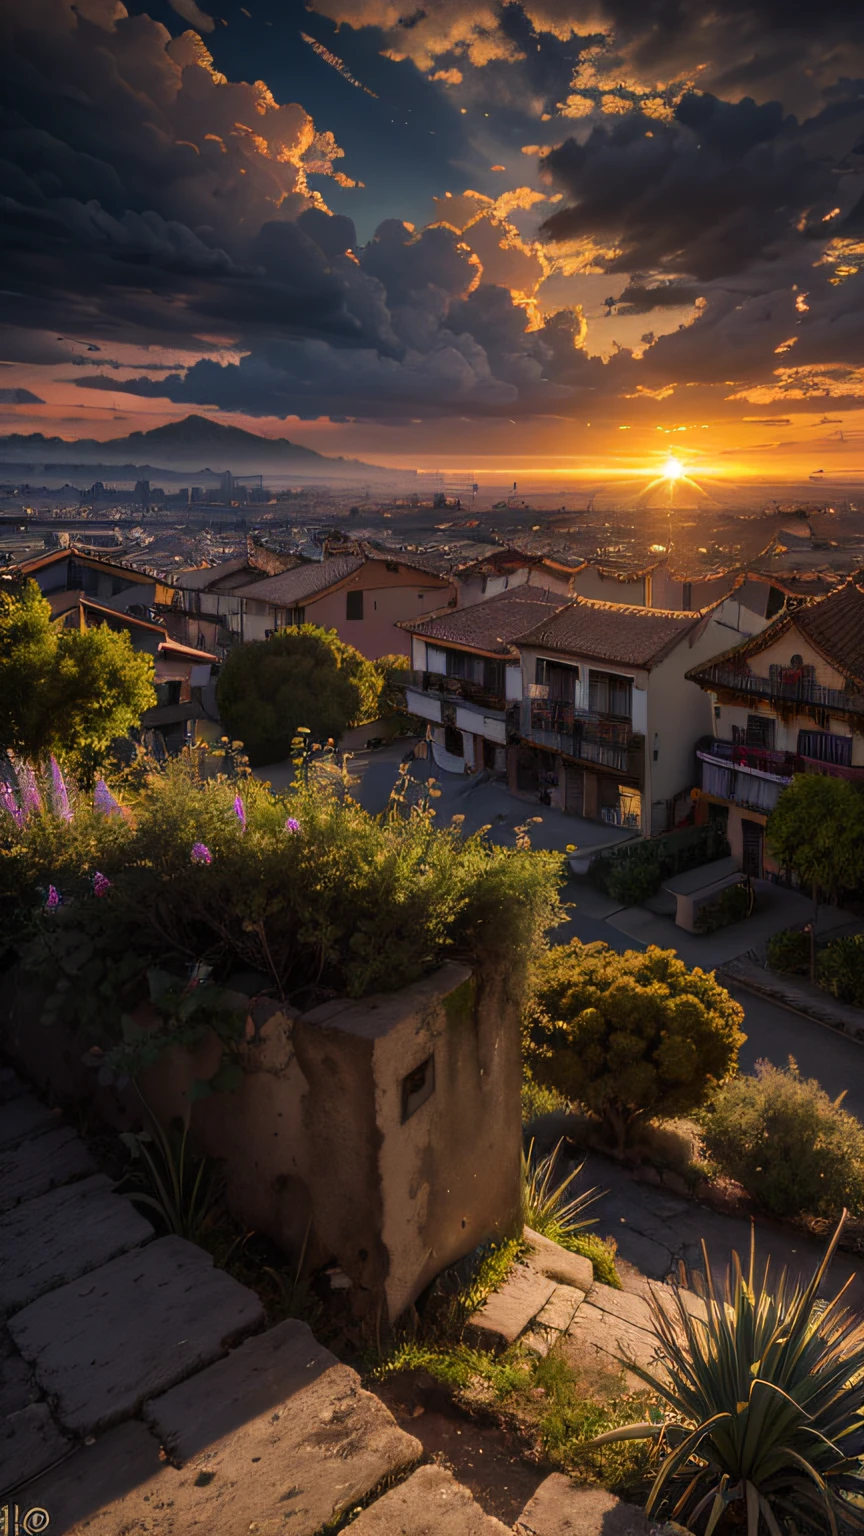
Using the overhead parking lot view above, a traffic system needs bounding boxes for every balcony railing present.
[692,663,864,717]
[696,736,864,784]
[696,736,864,813]
[407,670,506,712]
[519,699,643,776]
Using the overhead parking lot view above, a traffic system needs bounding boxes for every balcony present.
[696,736,864,814]
[519,699,643,777]
[693,662,864,718]
[407,670,506,713]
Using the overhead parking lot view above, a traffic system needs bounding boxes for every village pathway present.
[0,1067,656,1536]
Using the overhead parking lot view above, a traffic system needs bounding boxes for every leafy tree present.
[216,624,379,766]
[767,774,864,974]
[374,652,411,717]
[524,941,745,1153]
[0,580,155,776]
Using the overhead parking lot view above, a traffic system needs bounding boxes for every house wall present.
[457,566,533,607]
[240,565,455,658]
[649,567,738,612]
[711,628,864,762]
[0,962,522,1326]
[569,567,647,605]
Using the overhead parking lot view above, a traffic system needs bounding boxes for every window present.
[346,590,363,620]
[745,713,775,749]
[154,681,181,707]
[444,724,464,756]
[589,670,632,720]
[797,729,852,765]
[402,1055,435,1121]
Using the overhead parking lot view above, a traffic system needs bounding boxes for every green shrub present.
[524,942,744,1152]
[3,745,562,1075]
[692,878,752,934]
[588,1219,864,1532]
[521,1066,569,1124]
[589,823,730,904]
[817,932,864,1005]
[702,1058,864,1218]
[766,925,810,974]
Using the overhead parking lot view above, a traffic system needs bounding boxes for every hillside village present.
[4,516,864,1534]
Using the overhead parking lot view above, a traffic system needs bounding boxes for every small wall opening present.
[401,1054,435,1122]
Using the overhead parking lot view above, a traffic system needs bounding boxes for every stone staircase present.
[467,1224,707,1390]
[0,1068,661,1534]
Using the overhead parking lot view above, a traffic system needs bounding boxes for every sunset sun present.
[663,455,685,481]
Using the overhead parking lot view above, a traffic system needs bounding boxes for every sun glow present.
[663,454,685,480]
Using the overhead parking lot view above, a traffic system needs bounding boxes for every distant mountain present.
[0,415,402,480]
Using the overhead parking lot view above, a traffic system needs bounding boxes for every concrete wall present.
[1,961,521,1326]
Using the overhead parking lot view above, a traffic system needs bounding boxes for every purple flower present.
[45,885,61,910]
[92,872,112,898]
[285,817,301,834]
[94,779,122,817]
[0,783,23,828]
[233,794,246,831]
[191,842,212,865]
[19,765,43,818]
[50,757,72,821]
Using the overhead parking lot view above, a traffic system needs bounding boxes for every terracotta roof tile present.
[232,555,363,605]
[515,597,702,669]
[400,588,564,654]
[687,578,864,689]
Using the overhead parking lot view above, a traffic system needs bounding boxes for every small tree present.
[0,580,155,778]
[217,625,377,766]
[767,774,864,975]
[524,941,745,1153]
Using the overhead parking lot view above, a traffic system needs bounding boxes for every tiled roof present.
[233,555,363,605]
[790,579,864,686]
[515,597,703,668]
[687,578,864,688]
[173,559,250,590]
[400,588,565,654]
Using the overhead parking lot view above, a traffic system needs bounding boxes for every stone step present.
[21,1320,423,1534]
[0,1127,96,1213]
[0,1174,153,1316]
[8,1235,265,1435]
[467,1229,594,1352]
[523,1229,594,1293]
[346,1464,513,1534]
[466,1262,558,1350]
[0,1096,61,1151]
[0,1403,70,1496]
[516,1475,656,1536]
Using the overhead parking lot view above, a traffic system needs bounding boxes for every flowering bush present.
[2,743,562,1071]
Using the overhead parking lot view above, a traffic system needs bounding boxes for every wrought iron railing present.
[406,670,506,712]
[691,663,864,717]
[520,700,643,775]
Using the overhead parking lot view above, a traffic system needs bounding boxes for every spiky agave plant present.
[588,1216,864,1533]
[521,1138,603,1244]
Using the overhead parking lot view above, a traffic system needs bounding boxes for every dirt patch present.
[373,1371,547,1526]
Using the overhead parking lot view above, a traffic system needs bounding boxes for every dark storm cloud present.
[0,388,44,404]
[3,0,864,426]
[540,93,843,280]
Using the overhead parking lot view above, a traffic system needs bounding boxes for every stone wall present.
[0,961,522,1324]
